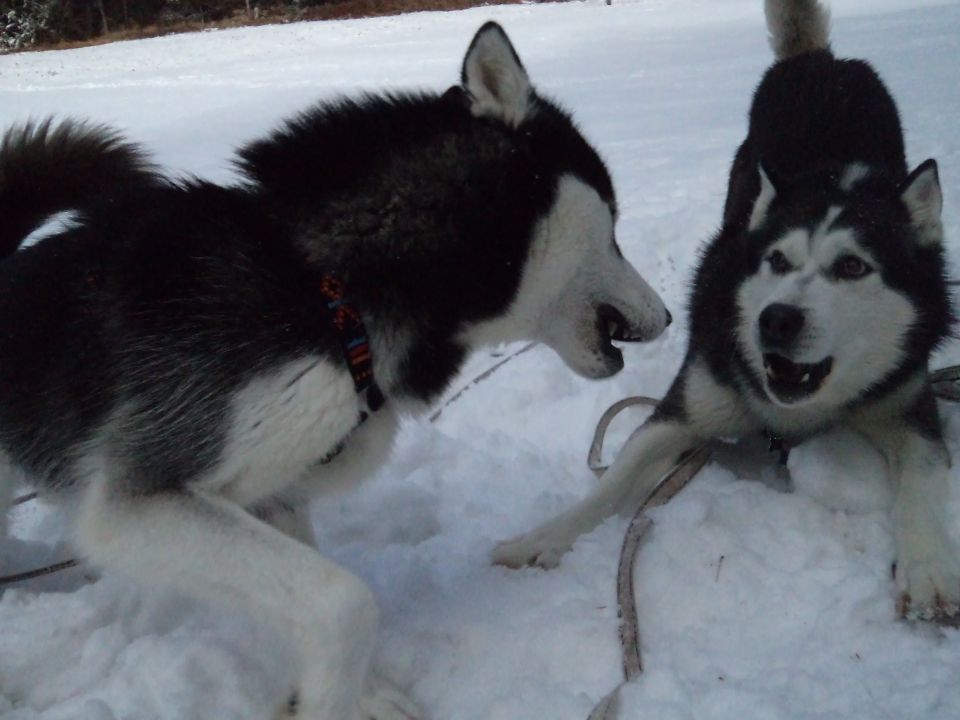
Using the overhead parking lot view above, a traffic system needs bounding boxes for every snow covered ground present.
[2,1,960,718]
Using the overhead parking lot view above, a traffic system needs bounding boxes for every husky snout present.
[614,299,671,343]
[598,301,668,340]
[758,302,804,351]
[605,262,672,343]
[585,275,670,377]
[516,174,670,380]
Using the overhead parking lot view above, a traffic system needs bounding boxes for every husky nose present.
[759,303,804,348]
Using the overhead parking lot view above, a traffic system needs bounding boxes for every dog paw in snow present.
[275,691,299,719]
[358,674,423,720]
[491,531,570,569]
[895,541,960,626]
[276,677,422,720]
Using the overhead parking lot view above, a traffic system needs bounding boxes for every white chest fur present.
[205,356,364,506]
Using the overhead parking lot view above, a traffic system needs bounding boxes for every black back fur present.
[0,73,613,492]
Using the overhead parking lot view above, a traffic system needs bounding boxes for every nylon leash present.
[429,342,538,423]
[585,362,960,718]
[585,398,710,720]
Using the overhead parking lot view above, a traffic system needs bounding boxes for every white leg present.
[276,674,422,720]
[74,476,416,720]
[492,358,753,570]
[887,432,960,620]
[297,408,400,501]
[491,420,698,569]
[359,673,423,720]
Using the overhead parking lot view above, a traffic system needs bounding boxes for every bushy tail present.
[764,0,831,60]
[0,118,161,259]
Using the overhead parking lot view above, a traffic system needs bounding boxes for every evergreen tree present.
[1,0,56,50]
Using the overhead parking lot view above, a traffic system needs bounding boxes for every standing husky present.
[0,23,669,720]
[494,1,958,622]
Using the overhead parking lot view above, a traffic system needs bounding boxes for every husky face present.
[458,23,670,379]
[736,162,945,409]
[513,175,669,378]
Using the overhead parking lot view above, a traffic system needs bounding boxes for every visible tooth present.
[766,364,777,380]
[609,320,618,336]
[801,373,810,384]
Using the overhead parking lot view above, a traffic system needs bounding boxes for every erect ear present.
[900,159,943,245]
[461,22,533,128]
[748,163,778,231]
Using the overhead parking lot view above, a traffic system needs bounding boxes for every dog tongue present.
[782,362,804,383]
[768,355,804,384]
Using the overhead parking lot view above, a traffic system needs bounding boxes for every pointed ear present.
[900,159,943,245]
[461,22,533,128]
[748,164,778,231]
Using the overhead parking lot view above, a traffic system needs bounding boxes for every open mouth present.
[596,303,644,361]
[763,353,833,403]
[598,303,645,341]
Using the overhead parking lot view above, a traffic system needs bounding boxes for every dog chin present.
[573,348,624,379]
[592,346,625,378]
[555,340,624,379]
[545,319,629,379]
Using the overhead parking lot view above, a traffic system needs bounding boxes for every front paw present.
[276,678,422,720]
[275,691,299,719]
[358,674,422,720]
[491,530,571,569]
[895,540,960,625]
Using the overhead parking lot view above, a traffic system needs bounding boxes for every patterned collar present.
[318,274,384,413]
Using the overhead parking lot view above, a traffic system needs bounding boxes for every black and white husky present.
[0,24,670,719]
[494,0,958,622]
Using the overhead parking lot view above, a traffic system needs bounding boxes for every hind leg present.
[75,474,420,720]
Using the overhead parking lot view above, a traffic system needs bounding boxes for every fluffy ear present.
[900,159,943,245]
[748,164,778,231]
[461,22,533,127]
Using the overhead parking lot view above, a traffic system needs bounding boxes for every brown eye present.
[835,255,871,280]
[767,250,791,274]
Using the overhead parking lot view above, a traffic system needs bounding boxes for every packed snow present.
[2,1,960,718]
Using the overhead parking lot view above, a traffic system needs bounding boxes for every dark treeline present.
[1,1,328,50]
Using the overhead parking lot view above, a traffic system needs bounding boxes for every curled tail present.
[0,118,161,259]
[764,0,831,60]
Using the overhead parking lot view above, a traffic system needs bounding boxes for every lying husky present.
[0,23,669,719]
[494,0,957,622]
